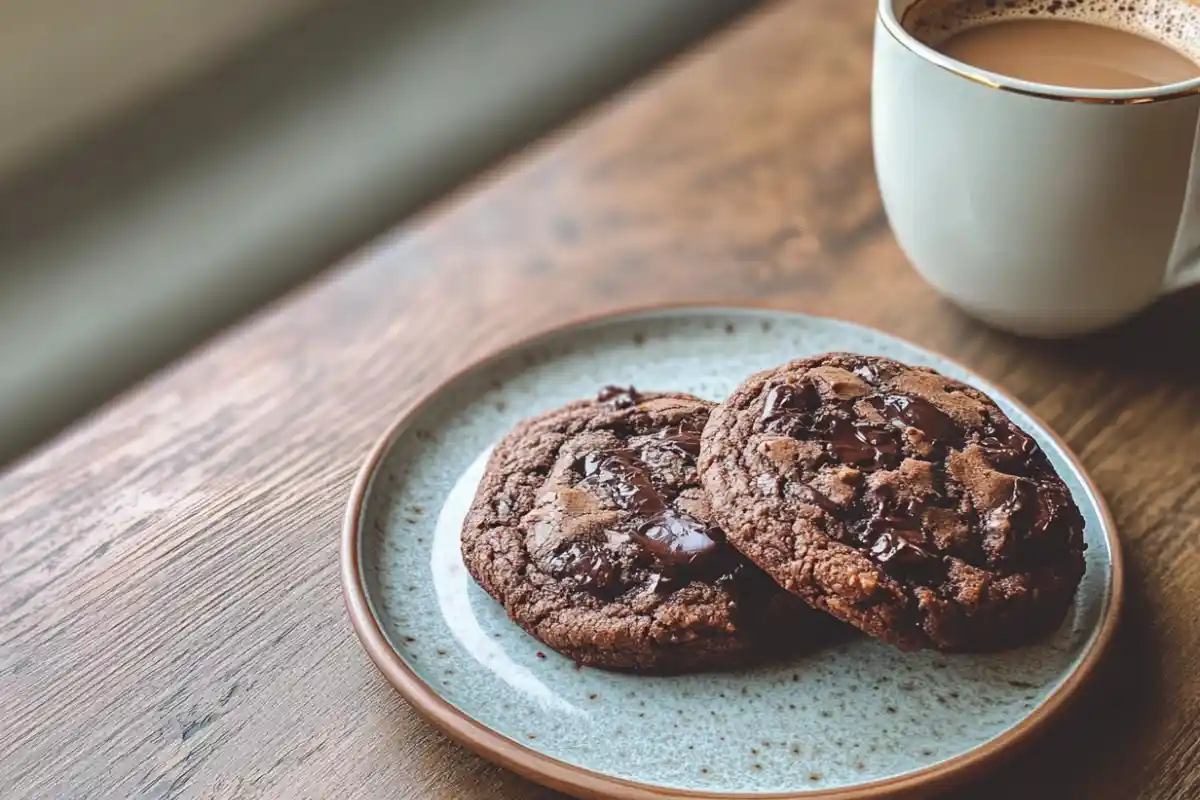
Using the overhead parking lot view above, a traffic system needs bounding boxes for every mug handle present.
[1165,114,1200,291]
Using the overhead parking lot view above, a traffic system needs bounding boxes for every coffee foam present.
[903,0,1200,66]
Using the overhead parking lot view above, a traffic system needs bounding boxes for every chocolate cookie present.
[462,387,823,672]
[699,353,1087,651]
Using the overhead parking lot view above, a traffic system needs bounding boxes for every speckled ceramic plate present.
[342,307,1121,800]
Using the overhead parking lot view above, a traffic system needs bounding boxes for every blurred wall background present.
[0,0,325,183]
[0,0,757,467]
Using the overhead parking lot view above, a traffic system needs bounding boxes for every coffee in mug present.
[903,0,1200,89]
[873,0,1200,336]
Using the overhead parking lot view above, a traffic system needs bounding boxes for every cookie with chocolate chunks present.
[699,354,1086,651]
[462,387,825,672]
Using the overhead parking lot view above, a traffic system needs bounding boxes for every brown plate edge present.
[339,302,1125,800]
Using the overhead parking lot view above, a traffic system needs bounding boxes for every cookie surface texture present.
[699,354,1087,651]
[462,387,817,672]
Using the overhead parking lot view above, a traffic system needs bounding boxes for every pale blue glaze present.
[354,309,1116,795]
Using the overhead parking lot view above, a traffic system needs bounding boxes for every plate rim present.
[340,302,1124,800]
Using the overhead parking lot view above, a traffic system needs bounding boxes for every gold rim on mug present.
[341,303,1125,800]
[880,1,1200,104]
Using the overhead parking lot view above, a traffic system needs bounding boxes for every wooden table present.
[3,2,1198,797]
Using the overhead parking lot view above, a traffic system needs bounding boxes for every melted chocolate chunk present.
[869,531,940,573]
[655,422,702,458]
[760,379,969,475]
[1032,481,1073,536]
[846,485,940,575]
[597,385,644,410]
[999,477,1076,547]
[636,512,721,566]
[980,478,1037,562]
[976,422,1039,472]
[856,485,926,540]
[1000,478,1037,521]
[762,382,817,425]
[824,415,902,469]
[760,382,823,440]
[872,395,961,441]
[577,447,720,569]
[760,385,907,471]
[579,449,661,516]
[549,541,622,593]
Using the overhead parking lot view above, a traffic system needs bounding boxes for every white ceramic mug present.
[873,0,1200,337]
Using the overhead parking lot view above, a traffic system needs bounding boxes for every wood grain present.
[2,1,1198,797]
